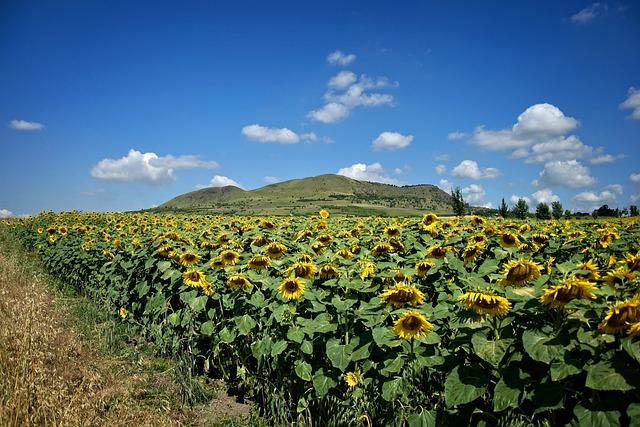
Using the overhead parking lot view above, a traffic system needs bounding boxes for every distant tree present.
[621,207,629,217]
[536,202,552,220]
[498,198,509,218]
[564,209,572,218]
[512,198,529,220]
[630,205,639,217]
[594,205,616,217]
[551,201,563,219]
[451,186,466,216]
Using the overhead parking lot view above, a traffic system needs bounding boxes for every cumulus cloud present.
[591,153,625,164]
[510,194,532,206]
[263,176,282,184]
[451,160,501,180]
[309,73,397,124]
[327,50,356,66]
[603,184,623,195]
[620,87,640,120]
[372,131,413,151]
[337,163,403,185]
[631,173,640,183]
[532,188,560,205]
[435,164,446,175]
[91,149,218,185]
[197,175,242,189]
[570,2,608,24]
[631,194,640,204]
[242,124,317,144]
[572,190,617,211]
[0,209,14,218]
[437,179,453,193]
[447,131,467,141]
[9,119,44,131]
[538,159,596,188]
[462,184,486,204]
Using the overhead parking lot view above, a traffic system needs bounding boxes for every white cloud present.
[197,175,242,189]
[462,184,485,204]
[328,71,357,89]
[538,160,596,188]
[525,135,593,163]
[394,168,404,175]
[438,179,453,193]
[324,83,394,108]
[91,149,218,185]
[532,188,560,205]
[0,209,14,218]
[481,202,494,209]
[603,184,623,195]
[307,102,350,123]
[9,119,44,131]
[510,194,532,206]
[631,193,640,204]
[447,131,467,141]
[570,2,608,24]
[511,148,530,159]
[572,190,617,211]
[263,176,282,184]
[451,160,501,180]
[372,131,413,151]
[337,163,403,185]
[591,153,625,164]
[242,124,301,144]
[327,50,356,66]
[630,173,640,183]
[435,164,446,175]
[621,87,640,120]
[300,132,318,142]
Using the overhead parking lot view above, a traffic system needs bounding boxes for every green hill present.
[156,174,453,216]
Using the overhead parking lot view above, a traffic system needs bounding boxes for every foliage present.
[499,198,509,218]
[513,199,529,220]
[551,201,563,220]
[451,187,466,216]
[535,203,551,220]
[2,211,640,425]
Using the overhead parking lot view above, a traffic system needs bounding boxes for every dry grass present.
[0,236,253,427]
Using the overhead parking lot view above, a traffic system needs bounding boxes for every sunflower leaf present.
[444,366,487,407]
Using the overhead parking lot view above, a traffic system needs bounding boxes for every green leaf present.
[248,290,266,308]
[622,338,640,364]
[294,361,312,381]
[550,357,582,381]
[271,340,288,357]
[189,295,208,312]
[200,320,215,336]
[382,377,405,401]
[522,329,564,364]
[585,361,636,391]
[312,369,337,397]
[251,336,272,358]
[471,333,512,367]
[351,342,371,361]
[326,339,350,371]
[444,366,487,407]
[573,404,621,427]
[287,326,305,343]
[167,311,180,326]
[477,259,499,276]
[158,260,172,272]
[628,403,640,427]
[373,326,400,348]
[236,314,256,336]
[219,327,236,344]
[493,377,521,412]
[406,410,437,427]
[300,340,313,355]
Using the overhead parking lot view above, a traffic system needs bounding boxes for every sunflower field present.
[3,211,640,426]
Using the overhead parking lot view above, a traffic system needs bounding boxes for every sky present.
[1,0,639,217]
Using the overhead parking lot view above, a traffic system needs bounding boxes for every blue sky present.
[1,0,639,216]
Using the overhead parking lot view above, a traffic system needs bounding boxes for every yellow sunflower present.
[415,259,434,277]
[462,243,484,264]
[183,269,206,287]
[393,311,433,340]
[248,255,272,270]
[499,232,520,248]
[426,245,448,259]
[288,262,317,279]
[628,322,640,337]
[372,242,394,256]
[539,278,597,310]
[265,242,288,259]
[379,284,425,308]
[604,267,636,289]
[421,213,438,228]
[219,250,240,266]
[384,225,401,237]
[209,257,225,269]
[598,300,640,335]
[319,264,339,279]
[319,209,329,219]
[344,371,360,388]
[278,277,306,300]
[119,307,128,319]
[360,261,376,280]
[500,259,541,286]
[623,251,640,272]
[227,274,252,290]
[458,291,511,316]
[575,260,600,280]
[178,251,201,267]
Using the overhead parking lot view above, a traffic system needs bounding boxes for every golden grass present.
[0,242,251,426]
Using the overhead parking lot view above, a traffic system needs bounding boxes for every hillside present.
[156,174,453,216]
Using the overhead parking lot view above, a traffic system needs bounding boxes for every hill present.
[156,174,453,216]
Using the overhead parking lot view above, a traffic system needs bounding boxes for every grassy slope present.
[157,174,453,216]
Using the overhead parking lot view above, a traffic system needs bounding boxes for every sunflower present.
[311,242,325,254]
[248,255,272,270]
[575,260,600,280]
[393,311,433,340]
[379,284,425,308]
[319,264,339,279]
[360,261,376,280]
[119,307,128,319]
[421,213,438,228]
[200,281,215,296]
[219,250,240,266]
[278,277,306,300]
[532,233,550,245]
[415,259,434,277]
[336,248,354,259]
[251,235,268,247]
[458,291,511,316]
[178,251,201,267]
[539,278,597,310]
[608,255,617,268]
[628,322,640,337]
[288,262,317,279]
[470,216,485,226]
[344,371,360,388]
[462,243,484,264]
[546,257,555,275]
[156,244,175,258]
[265,242,288,259]
[623,251,640,272]
[426,245,448,259]
[319,209,329,219]
[227,274,252,290]
[603,267,636,289]
[384,225,401,237]
[298,253,314,263]
[316,234,333,244]
[295,229,312,241]
[372,242,394,256]
[499,232,520,248]
[500,259,541,286]
[209,257,225,269]
[598,300,640,335]
[183,269,206,287]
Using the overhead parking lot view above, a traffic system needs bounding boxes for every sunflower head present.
[499,232,520,248]
[251,235,268,247]
[575,260,600,280]
[219,250,240,266]
[415,259,434,277]
[344,371,360,388]
[599,300,640,335]
[319,209,329,219]
[426,245,448,259]
[393,311,433,340]
[463,243,484,264]
[384,225,401,237]
[539,278,597,310]
[319,264,339,279]
[183,269,206,287]
[248,255,271,270]
[379,284,425,308]
[604,267,636,289]
[288,262,317,279]
[458,291,511,317]
[278,277,306,300]
[227,274,252,290]
[119,307,128,319]
[265,242,288,259]
[421,213,438,228]
[624,251,640,272]
[360,261,376,280]
[372,242,394,256]
[179,251,201,267]
[500,259,541,286]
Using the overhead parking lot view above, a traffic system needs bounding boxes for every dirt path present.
[0,237,253,427]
